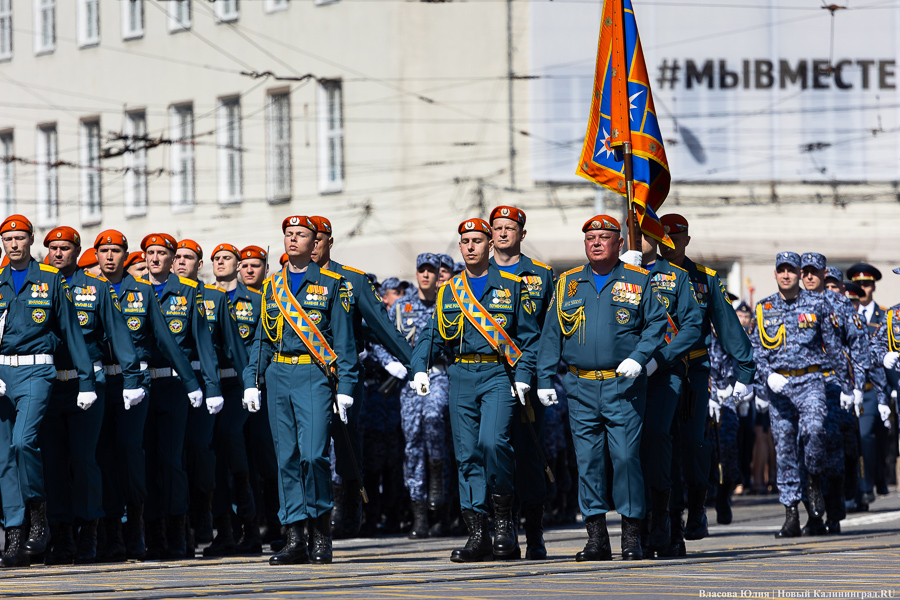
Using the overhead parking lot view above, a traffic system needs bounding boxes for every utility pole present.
[507,0,516,190]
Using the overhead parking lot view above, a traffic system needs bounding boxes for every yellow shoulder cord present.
[556,275,586,344]
[756,303,785,349]
[889,310,899,352]
[262,282,283,344]
[436,284,463,342]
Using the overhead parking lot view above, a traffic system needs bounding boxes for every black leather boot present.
[74,519,99,565]
[310,511,333,564]
[269,521,308,565]
[649,488,671,553]
[235,515,263,555]
[656,510,686,558]
[491,494,519,559]
[716,481,733,525]
[807,474,825,519]
[684,488,708,540]
[203,515,237,557]
[165,515,187,559]
[144,518,167,560]
[192,492,214,545]
[775,504,801,538]
[575,514,611,561]
[124,504,146,560]
[0,526,29,568]
[450,510,493,563]
[800,501,828,536]
[334,485,361,540]
[408,500,429,539]
[44,523,76,565]
[233,473,256,520]
[523,504,546,560]
[102,517,127,562]
[621,516,644,560]
[329,483,344,536]
[428,459,445,510]
[24,499,50,555]
[825,476,845,534]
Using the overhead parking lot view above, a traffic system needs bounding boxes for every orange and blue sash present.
[271,268,337,367]
[448,273,522,367]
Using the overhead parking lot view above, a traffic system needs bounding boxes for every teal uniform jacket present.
[231,281,263,355]
[647,258,703,369]
[489,254,555,329]
[150,275,221,397]
[116,275,199,392]
[0,259,95,391]
[196,284,249,377]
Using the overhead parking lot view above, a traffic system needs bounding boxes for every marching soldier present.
[0,215,97,569]
[242,215,359,565]
[410,218,540,563]
[437,254,455,286]
[536,215,668,561]
[872,267,900,496]
[488,205,555,559]
[124,251,148,280]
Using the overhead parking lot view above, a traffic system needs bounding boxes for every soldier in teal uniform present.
[536,215,669,562]
[658,214,756,555]
[488,205,555,559]
[410,217,540,563]
[41,226,144,565]
[141,233,221,560]
[242,215,359,566]
[94,229,201,561]
[0,215,97,569]
[309,216,412,538]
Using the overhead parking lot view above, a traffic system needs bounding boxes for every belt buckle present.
[474,353,482,363]
[10,355,17,368]
[594,370,602,379]
[291,356,299,365]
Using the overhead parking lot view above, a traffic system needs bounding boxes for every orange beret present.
[279,253,289,266]
[141,233,176,252]
[458,218,492,237]
[78,248,98,268]
[582,215,621,233]
[124,251,146,269]
[489,206,526,227]
[42,254,50,265]
[176,239,202,260]
[659,213,689,234]
[211,243,239,259]
[1,214,34,235]
[94,229,128,250]
[281,215,317,233]
[309,216,333,237]
[240,245,267,262]
[43,226,81,248]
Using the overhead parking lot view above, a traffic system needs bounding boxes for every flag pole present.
[622,141,640,250]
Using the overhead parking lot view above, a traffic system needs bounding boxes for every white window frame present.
[34,0,55,54]
[168,0,191,32]
[36,124,58,227]
[0,132,14,216]
[266,91,291,203]
[77,0,99,47]
[317,80,344,194]
[215,0,238,22]
[123,110,148,218]
[80,119,102,225]
[265,0,288,14]
[122,0,143,40]
[0,0,13,61]
[169,104,195,213]
[217,97,242,204]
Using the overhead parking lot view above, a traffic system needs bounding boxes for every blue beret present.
[800,252,826,270]
[775,252,800,269]
[416,253,440,271]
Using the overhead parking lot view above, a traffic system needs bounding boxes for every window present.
[217,98,242,204]
[266,92,291,203]
[317,80,343,193]
[168,0,190,32]
[34,0,55,54]
[170,104,194,212]
[122,0,143,40]
[124,110,147,217]
[80,119,102,224]
[265,0,288,13]
[215,0,238,22]
[36,124,58,227]
[78,0,99,47]
[0,132,13,216]
[0,0,12,60]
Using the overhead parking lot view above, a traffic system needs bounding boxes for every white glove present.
[537,388,558,406]
[77,391,98,410]
[755,396,769,414]
[0,378,6,396]
[512,382,531,406]
[243,387,261,413]
[206,395,224,415]
[645,358,658,377]
[336,394,354,424]
[878,403,891,424]
[732,381,752,400]
[767,373,789,395]
[616,358,642,379]
[358,349,368,362]
[737,394,752,417]
[385,361,408,380]
[840,391,854,412]
[412,372,430,396]
[883,352,900,370]
[188,388,204,408]
[854,389,864,417]
[123,388,145,410]
[620,250,643,267]
[716,384,733,402]
[708,398,721,423]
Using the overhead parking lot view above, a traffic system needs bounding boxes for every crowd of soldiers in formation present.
[0,206,896,570]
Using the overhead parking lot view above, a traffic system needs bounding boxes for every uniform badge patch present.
[308,310,323,325]
[615,308,630,324]
[169,319,184,334]
[567,280,578,297]
[32,309,47,323]
[238,323,251,338]
[662,295,671,309]
[493,313,508,328]
[77,311,89,326]
[127,317,142,331]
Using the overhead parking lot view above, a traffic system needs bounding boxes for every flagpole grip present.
[622,141,640,250]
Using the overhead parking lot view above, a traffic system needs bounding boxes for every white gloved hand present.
[358,349,368,362]
[412,372,430,396]
[123,388,146,410]
[878,403,891,425]
[883,352,900,370]
[645,358,659,377]
[840,391,854,412]
[336,394,354,424]
[243,387,261,413]
[737,394,752,417]
[206,395,224,415]
[512,382,531,406]
[755,396,769,414]
[0,378,6,397]
[537,388,558,407]
[732,381,752,400]
[620,250,643,267]
[188,388,204,408]
[708,398,721,423]
[854,389,864,417]
[385,361,408,380]
[716,384,734,402]
[767,373,789,395]
[77,391,98,410]
[616,358,642,379]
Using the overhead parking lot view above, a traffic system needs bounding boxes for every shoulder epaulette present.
[135,277,152,286]
[178,276,198,288]
[85,271,109,282]
[341,265,366,276]
[624,264,650,275]
[562,266,582,277]
[500,271,522,282]
[0,268,5,277]
[320,269,340,280]
[246,286,262,295]
[204,284,223,292]
[670,263,688,273]
[39,263,59,274]
[879,305,887,311]
[530,259,551,271]
[695,263,717,277]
